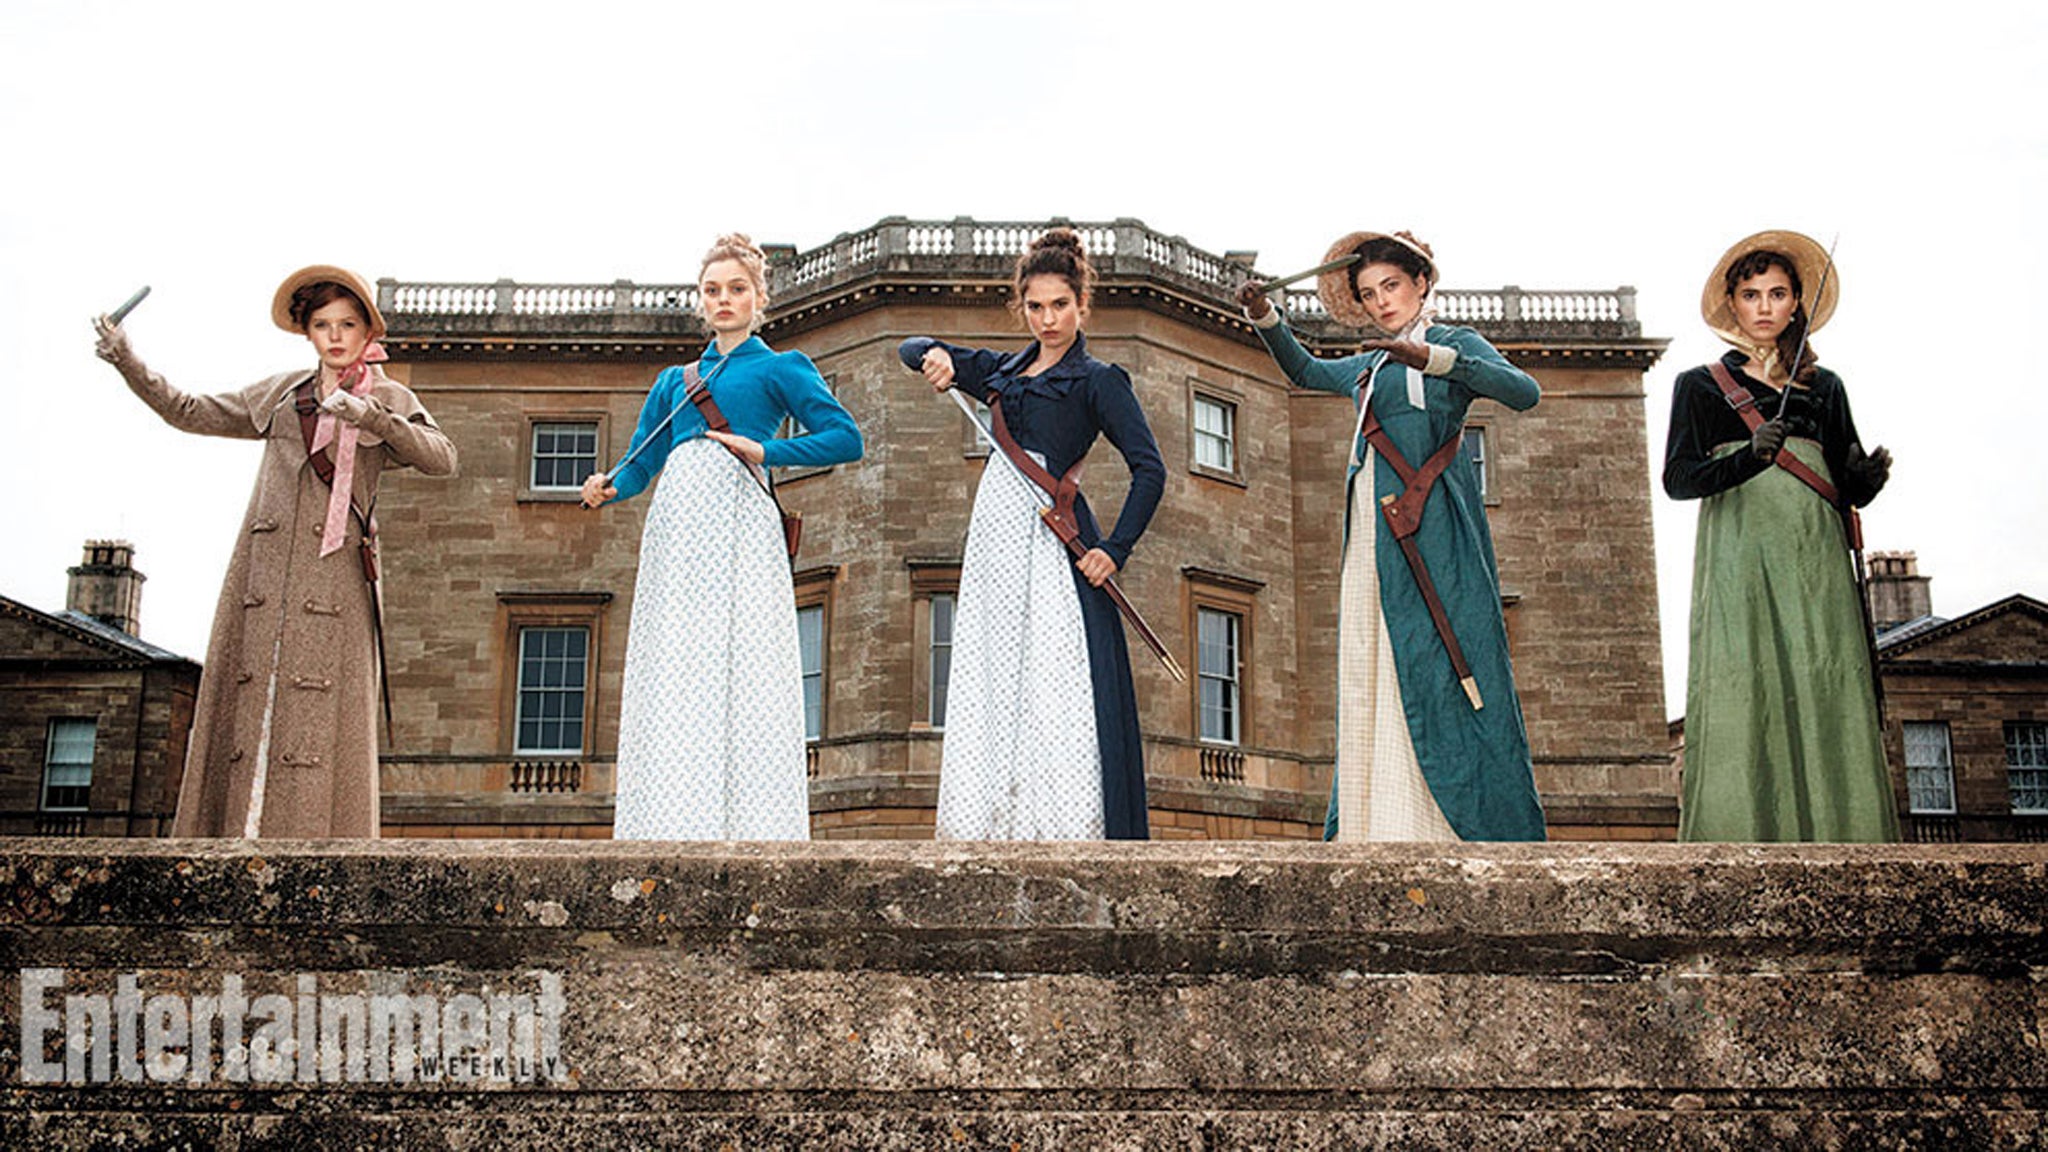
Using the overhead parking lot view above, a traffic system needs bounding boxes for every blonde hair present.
[699,232,771,331]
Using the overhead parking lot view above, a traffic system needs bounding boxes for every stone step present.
[2,841,2042,1149]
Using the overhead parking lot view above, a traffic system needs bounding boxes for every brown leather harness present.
[291,376,392,736]
[979,387,1183,681]
[1356,399,1486,711]
[682,363,802,561]
[1704,360,1863,550]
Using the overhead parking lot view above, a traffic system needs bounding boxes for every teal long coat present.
[1256,317,1547,841]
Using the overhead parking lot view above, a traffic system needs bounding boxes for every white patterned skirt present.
[613,439,809,840]
[937,451,1103,840]
[1335,457,1460,843]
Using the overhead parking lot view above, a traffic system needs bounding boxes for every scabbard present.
[365,564,395,741]
[1039,508,1186,683]
[1383,499,1483,710]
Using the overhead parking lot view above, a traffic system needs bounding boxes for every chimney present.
[1866,551,1933,631]
[66,539,146,635]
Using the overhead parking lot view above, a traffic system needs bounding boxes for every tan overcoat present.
[117,361,457,836]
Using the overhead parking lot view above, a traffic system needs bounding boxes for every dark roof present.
[1876,614,1949,648]
[1877,594,2048,658]
[0,594,197,666]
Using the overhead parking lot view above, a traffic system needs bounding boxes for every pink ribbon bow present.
[311,342,388,557]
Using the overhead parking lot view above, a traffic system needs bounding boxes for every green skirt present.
[1679,440,1898,842]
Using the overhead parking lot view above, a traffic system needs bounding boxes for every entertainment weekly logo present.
[18,968,569,1086]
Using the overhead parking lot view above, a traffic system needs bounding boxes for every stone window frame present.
[1186,378,1246,488]
[1462,419,1500,506]
[41,717,97,812]
[1903,721,1958,815]
[519,411,610,504]
[497,592,611,759]
[2005,720,2048,815]
[775,372,842,483]
[908,562,963,731]
[793,566,838,743]
[1183,567,1263,747]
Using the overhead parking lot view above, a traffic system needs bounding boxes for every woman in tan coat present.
[92,266,457,837]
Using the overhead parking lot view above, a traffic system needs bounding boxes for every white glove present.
[321,388,370,424]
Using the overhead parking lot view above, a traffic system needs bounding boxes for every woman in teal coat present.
[1237,231,1545,841]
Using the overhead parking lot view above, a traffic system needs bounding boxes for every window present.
[41,718,96,811]
[2007,722,2048,814]
[1185,567,1261,746]
[797,605,825,741]
[531,422,599,491]
[1903,722,1956,815]
[1462,425,1490,501]
[1197,608,1242,745]
[930,593,956,729]
[1187,382,1244,485]
[515,627,588,756]
[1193,394,1235,473]
[908,561,961,731]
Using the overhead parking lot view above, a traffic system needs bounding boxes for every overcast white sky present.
[4,0,2044,719]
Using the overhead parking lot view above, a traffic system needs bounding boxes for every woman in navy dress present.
[898,228,1165,840]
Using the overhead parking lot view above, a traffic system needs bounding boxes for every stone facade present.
[1878,594,2048,842]
[371,217,1674,841]
[0,544,199,837]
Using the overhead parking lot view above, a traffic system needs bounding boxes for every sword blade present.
[108,285,151,326]
[1255,254,1360,292]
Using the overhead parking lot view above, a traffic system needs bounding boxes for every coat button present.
[235,670,252,684]
[250,519,278,534]
[229,749,244,763]
[242,594,266,607]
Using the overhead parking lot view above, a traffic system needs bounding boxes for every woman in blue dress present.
[1237,231,1545,841]
[898,228,1165,840]
[582,234,862,839]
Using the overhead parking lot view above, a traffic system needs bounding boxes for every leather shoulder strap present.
[1704,361,1839,506]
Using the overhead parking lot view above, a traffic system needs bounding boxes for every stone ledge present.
[2,841,2042,1149]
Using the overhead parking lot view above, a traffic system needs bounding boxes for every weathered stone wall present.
[2,840,2041,1148]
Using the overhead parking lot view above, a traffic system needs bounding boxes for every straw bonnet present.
[1316,230,1438,330]
[1700,230,1837,340]
[271,264,386,341]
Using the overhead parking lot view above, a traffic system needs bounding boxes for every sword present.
[1250,254,1359,293]
[1774,234,1838,421]
[948,387,1187,684]
[107,285,151,326]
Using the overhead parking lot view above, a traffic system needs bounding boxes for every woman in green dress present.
[1663,230,1897,841]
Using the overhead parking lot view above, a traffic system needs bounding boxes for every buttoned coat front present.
[117,362,457,836]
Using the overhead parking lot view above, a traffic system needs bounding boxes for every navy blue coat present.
[898,334,1165,839]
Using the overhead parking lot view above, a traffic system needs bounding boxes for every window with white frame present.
[1462,425,1489,500]
[514,627,588,755]
[1903,721,1956,814]
[1192,393,1236,474]
[1197,607,1242,745]
[41,718,96,811]
[929,593,955,729]
[2006,721,2048,813]
[531,422,600,491]
[797,604,825,741]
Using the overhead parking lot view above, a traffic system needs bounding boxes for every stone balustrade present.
[376,217,1640,347]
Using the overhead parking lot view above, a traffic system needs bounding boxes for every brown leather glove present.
[1360,338,1431,371]
[1236,280,1272,320]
